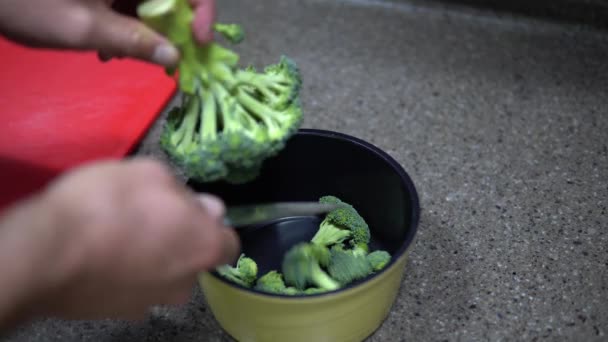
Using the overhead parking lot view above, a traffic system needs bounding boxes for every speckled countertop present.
[3,0,608,341]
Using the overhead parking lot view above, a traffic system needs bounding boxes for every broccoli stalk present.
[167,97,199,154]
[282,243,340,291]
[311,222,351,247]
[137,0,303,184]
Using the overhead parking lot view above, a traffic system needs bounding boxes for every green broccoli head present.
[235,56,302,111]
[312,196,371,249]
[254,270,289,294]
[138,0,303,185]
[216,254,258,287]
[367,250,391,271]
[327,246,373,285]
[282,243,339,291]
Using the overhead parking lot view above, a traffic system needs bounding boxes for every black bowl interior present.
[187,129,420,293]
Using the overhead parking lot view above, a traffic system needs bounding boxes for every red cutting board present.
[0,37,177,212]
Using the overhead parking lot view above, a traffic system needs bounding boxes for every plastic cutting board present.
[0,37,177,212]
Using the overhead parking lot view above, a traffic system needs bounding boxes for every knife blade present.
[223,202,343,228]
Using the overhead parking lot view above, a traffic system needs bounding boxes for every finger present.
[196,194,225,220]
[195,194,240,265]
[190,208,240,269]
[124,157,178,186]
[220,227,241,265]
[124,159,240,269]
[190,0,216,44]
[196,194,240,265]
[87,9,179,67]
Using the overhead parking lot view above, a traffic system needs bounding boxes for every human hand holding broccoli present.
[0,0,217,68]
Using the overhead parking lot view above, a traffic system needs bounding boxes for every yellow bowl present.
[189,129,420,342]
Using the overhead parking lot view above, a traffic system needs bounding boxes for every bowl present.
[188,129,420,342]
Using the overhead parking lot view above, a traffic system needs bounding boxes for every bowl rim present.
[207,128,421,299]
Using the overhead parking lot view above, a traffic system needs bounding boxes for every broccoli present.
[209,196,386,294]
[216,254,258,287]
[327,244,373,285]
[254,270,299,295]
[302,287,328,295]
[213,23,244,43]
[282,242,340,291]
[283,287,301,295]
[137,0,303,184]
[254,270,284,293]
[311,196,371,251]
[255,270,330,296]
[367,250,391,271]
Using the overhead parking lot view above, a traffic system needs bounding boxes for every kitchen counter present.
[3,0,608,341]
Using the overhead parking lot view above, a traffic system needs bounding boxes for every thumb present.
[89,9,179,67]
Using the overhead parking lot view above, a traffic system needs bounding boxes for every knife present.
[223,202,344,228]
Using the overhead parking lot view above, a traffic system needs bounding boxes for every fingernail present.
[151,44,179,67]
[197,194,225,219]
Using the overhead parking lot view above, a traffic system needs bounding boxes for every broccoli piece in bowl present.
[311,195,371,252]
[302,287,328,295]
[213,195,389,294]
[326,244,373,285]
[254,270,299,295]
[282,242,340,291]
[216,254,258,287]
[367,250,391,271]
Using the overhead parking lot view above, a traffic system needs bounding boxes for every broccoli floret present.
[367,250,391,271]
[253,271,295,294]
[137,0,303,184]
[311,196,371,249]
[282,243,340,291]
[283,287,301,295]
[255,271,305,296]
[327,246,373,285]
[216,254,258,287]
[234,58,302,111]
[254,270,284,293]
[213,23,244,43]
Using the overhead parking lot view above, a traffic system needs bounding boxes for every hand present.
[0,0,216,68]
[0,158,239,326]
